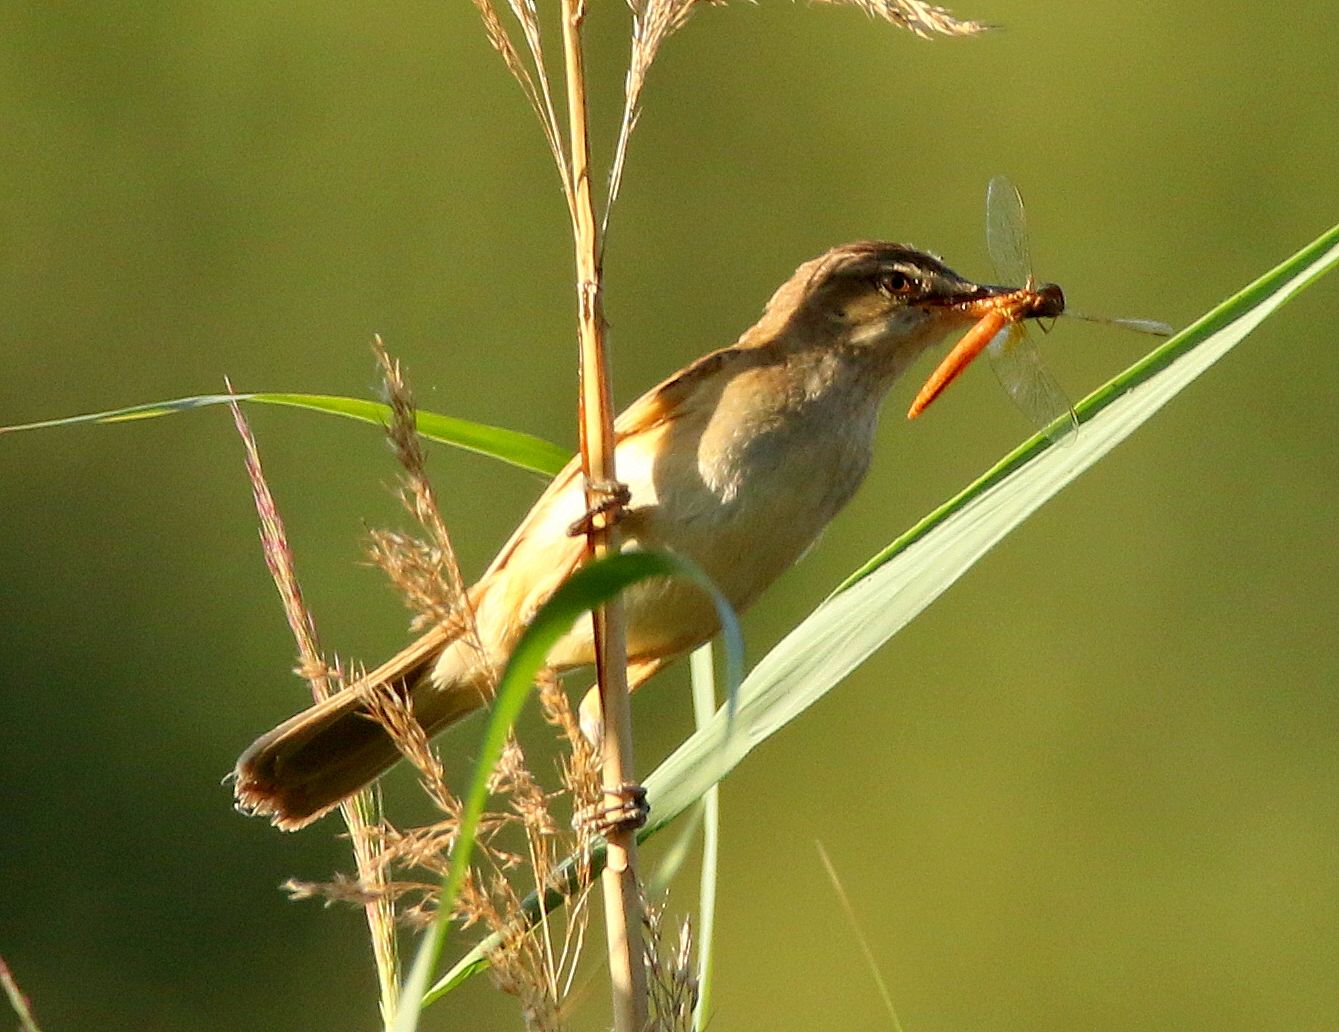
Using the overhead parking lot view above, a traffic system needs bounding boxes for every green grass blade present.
[0,392,570,477]
[689,645,720,1032]
[646,802,705,899]
[396,550,744,1020]
[640,221,1339,830]
[429,220,1339,996]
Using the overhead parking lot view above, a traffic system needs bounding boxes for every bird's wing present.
[484,344,750,573]
[473,344,760,653]
[613,344,749,441]
[479,451,586,581]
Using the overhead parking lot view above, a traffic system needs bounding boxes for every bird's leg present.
[574,696,649,836]
[576,657,669,745]
[567,478,632,538]
[574,782,649,837]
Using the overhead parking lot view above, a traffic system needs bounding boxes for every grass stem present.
[557,0,648,1029]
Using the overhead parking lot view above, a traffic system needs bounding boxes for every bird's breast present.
[537,358,887,669]
[606,375,881,657]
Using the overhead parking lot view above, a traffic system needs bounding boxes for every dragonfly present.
[908,175,1173,441]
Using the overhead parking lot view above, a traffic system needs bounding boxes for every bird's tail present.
[233,629,488,831]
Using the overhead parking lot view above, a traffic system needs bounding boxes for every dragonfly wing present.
[1066,310,1174,336]
[1097,315,1173,336]
[985,174,1032,286]
[986,322,1078,442]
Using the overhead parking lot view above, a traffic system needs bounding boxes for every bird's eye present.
[878,270,915,295]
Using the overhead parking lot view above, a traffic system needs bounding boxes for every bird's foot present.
[567,479,632,538]
[573,782,649,837]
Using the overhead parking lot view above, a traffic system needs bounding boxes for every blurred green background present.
[2,1,1336,1029]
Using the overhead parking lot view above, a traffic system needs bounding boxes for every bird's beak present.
[908,278,1066,420]
[925,276,1066,321]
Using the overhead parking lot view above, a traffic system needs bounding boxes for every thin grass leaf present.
[0,957,44,1032]
[394,550,744,1026]
[816,840,904,1032]
[0,392,570,477]
[688,644,719,1032]
[480,0,573,212]
[430,220,1339,996]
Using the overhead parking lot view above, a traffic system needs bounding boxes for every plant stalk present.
[557,0,648,1029]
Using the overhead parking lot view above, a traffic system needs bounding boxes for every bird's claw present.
[567,479,632,538]
[573,782,649,837]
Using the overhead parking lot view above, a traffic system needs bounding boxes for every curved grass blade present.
[395,550,744,1028]
[0,392,570,478]
[431,220,1339,996]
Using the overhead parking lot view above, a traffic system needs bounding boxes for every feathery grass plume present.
[363,673,460,815]
[224,385,400,1024]
[283,533,605,1029]
[289,674,603,1031]
[604,0,724,233]
[498,672,602,1018]
[368,336,493,680]
[826,0,992,37]
[266,343,607,1028]
[0,957,44,1032]
[482,732,597,1030]
[365,529,459,631]
[370,337,463,587]
[643,899,698,1032]
[461,677,601,1028]
[226,381,339,697]
[369,337,602,1021]
[466,0,573,213]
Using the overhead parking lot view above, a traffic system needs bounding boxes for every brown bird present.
[234,241,1053,830]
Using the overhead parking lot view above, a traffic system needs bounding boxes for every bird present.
[234,241,1047,830]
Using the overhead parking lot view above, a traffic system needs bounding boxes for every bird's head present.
[750,241,1062,379]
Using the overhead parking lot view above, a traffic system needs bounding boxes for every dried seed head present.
[644,898,699,1032]
[817,0,993,37]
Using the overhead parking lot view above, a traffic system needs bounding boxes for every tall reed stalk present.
[556,0,649,1026]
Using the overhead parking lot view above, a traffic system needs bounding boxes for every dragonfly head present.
[1033,282,1066,319]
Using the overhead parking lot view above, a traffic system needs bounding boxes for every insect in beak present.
[908,283,1064,421]
[907,175,1172,441]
